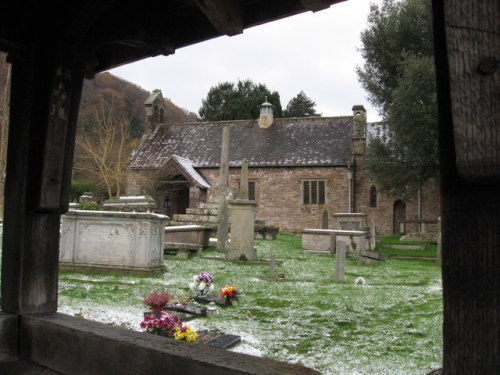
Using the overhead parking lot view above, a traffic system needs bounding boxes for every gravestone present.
[322,210,329,229]
[369,220,377,250]
[335,242,346,282]
[269,254,276,279]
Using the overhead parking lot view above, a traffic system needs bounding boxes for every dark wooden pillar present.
[433,0,500,373]
[0,45,84,314]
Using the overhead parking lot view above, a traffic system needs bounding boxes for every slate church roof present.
[129,116,354,169]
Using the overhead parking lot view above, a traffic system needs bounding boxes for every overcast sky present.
[108,0,383,122]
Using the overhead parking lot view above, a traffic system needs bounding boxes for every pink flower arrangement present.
[140,312,198,342]
[143,291,172,312]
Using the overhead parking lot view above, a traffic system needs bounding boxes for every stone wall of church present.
[126,169,156,196]
[356,178,441,235]
[199,166,351,233]
[127,166,441,235]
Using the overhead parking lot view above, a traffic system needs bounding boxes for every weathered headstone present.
[329,231,337,255]
[335,242,346,282]
[322,210,329,229]
[216,126,230,251]
[269,253,276,279]
[369,220,377,250]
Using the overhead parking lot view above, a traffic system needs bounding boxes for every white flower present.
[189,282,196,291]
[354,277,366,285]
[198,282,206,290]
[192,275,198,282]
[208,284,214,292]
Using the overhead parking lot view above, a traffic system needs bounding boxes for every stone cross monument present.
[227,159,257,260]
[216,126,230,251]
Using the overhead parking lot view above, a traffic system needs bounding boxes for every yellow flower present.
[175,325,198,342]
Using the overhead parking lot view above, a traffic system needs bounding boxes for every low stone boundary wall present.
[60,210,167,275]
[302,229,367,253]
[0,312,320,374]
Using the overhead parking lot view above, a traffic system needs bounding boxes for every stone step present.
[186,208,219,216]
[383,244,426,250]
[199,202,219,210]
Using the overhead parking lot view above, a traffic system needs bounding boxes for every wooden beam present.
[0,45,85,314]
[299,0,344,12]
[433,0,500,372]
[194,0,244,36]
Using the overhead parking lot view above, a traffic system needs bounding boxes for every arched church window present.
[370,185,377,207]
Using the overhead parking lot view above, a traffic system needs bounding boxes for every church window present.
[249,181,256,201]
[303,179,326,205]
[370,185,377,207]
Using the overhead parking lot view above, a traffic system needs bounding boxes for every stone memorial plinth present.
[60,210,168,275]
[227,199,258,261]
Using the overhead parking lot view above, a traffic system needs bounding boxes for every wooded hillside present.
[0,52,199,201]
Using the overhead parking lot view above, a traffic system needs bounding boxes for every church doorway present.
[393,199,406,234]
[163,187,189,218]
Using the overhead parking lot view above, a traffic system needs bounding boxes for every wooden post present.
[334,242,346,283]
[0,47,84,314]
[433,0,500,372]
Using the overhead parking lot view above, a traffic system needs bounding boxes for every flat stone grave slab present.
[163,304,207,317]
[194,295,230,307]
[196,330,241,349]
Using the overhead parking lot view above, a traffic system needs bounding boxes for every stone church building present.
[126,90,440,234]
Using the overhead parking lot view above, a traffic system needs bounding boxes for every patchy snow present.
[58,303,144,331]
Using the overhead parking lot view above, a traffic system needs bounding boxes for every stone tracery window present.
[303,179,326,205]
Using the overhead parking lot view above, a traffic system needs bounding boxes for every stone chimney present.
[144,89,167,133]
[352,105,366,157]
[258,97,274,128]
[351,105,367,213]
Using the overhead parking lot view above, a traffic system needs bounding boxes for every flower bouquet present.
[219,285,238,306]
[143,290,172,313]
[189,272,215,296]
[140,311,198,342]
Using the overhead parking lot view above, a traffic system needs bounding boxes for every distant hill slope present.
[79,72,199,138]
[0,53,200,201]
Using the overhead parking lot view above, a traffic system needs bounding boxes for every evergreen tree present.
[358,0,438,197]
[199,79,282,121]
[284,91,319,117]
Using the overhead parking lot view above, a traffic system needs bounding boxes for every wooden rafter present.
[299,0,344,12]
[194,0,244,36]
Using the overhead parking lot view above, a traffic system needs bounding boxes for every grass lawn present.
[377,234,438,258]
[56,232,443,375]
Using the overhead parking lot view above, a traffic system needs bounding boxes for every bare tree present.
[74,97,130,199]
